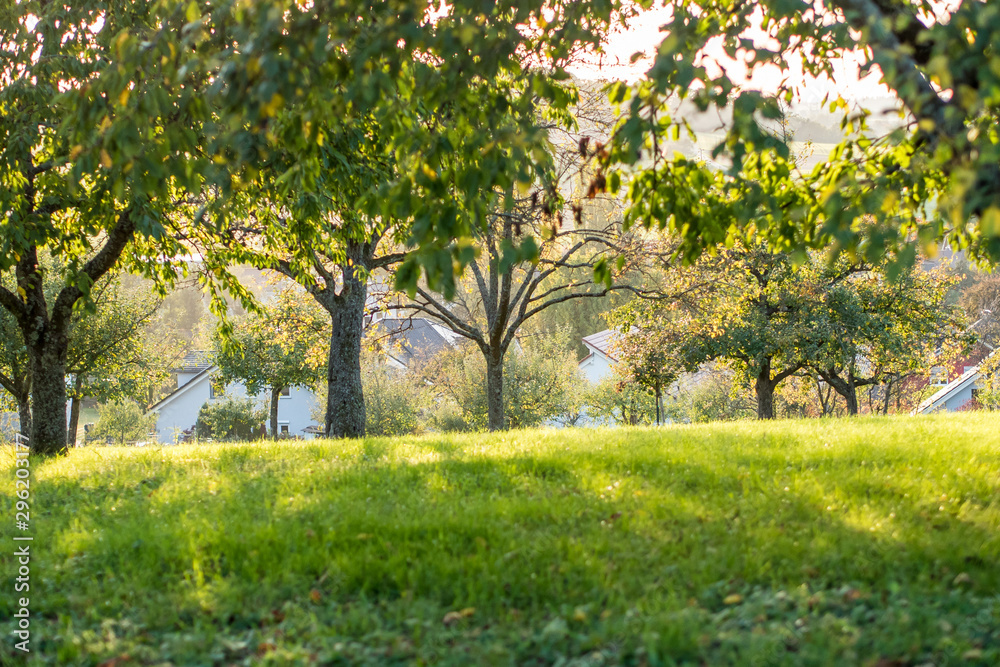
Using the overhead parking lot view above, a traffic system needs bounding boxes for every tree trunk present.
[67,375,83,447]
[754,360,777,420]
[16,394,31,440]
[29,344,69,455]
[485,349,505,431]
[819,368,859,416]
[654,385,662,426]
[269,386,280,439]
[324,272,366,439]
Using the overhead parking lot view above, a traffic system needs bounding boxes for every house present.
[579,329,619,383]
[370,316,462,370]
[146,351,320,443]
[147,317,461,443]
[915,349,995,414]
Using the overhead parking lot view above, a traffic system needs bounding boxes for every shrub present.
[429,330,583,431]
[586,369,657,426]
[195,397,267,441]
[88,398,158,445]
[362,357,422,437]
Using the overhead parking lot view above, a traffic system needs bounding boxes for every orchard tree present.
[806,262,969,414]
[212,292,326,439]
[168,2,640,438]
[607,314,685,425]
[0,1,225,454]
[65,276,176,445]
[613,238,822,420]
[2,0,644,452]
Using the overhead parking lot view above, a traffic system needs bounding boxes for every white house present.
[147,352,320,443]
[148,317,461,443]
[915,349,995,414]
[578,329,619,384]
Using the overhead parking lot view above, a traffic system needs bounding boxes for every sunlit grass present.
[2,413,999,665]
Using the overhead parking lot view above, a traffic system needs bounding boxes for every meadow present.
[2,413,999,665]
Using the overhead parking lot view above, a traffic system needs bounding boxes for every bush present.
[195,397,267,441]
[663,369,756,424]
[586,369,657,426]
[88,398,158,445]
[362,356,422,437]
[429,330,583,431]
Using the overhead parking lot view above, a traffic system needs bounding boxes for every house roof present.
[369,317,459,366]
[582,329,619,361]
[147,365,215,414]
[174,350,214,374]
[915,349,995,414]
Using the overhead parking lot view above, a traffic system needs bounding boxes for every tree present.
[194,398,267,442]
[613,239,821,420]
[87,399,157,446]
[586,367,658,426]
[805,263,969,414]
[211,293,325,439]
[607,318,685,425]
[428,332,584,431]
[0,305,30,436]
[603,0,1000,271]
[0,1,222,454]
[65,276,175,446]
[1,0,639,452]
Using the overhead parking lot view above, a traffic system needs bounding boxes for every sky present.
[567,4,900,104]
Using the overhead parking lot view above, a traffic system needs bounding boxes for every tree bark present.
[28,342,69,455]
[485,349,505,431]
[67,375,83,447]
[269,386,280,439]
[16,394,31,440]
[324,270,366,439]
[755,374,776,420]
[754,358,778,420]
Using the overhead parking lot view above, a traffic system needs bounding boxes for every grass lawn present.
[2,414,999,666]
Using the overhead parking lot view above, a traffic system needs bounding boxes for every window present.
[929,366,948,386]
[209,382,225,399]
[971,388,981,402]
[279,386,291,398]
[279,422,290,436]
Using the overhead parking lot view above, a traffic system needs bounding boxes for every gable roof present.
[146,365,216,414]
[175,350,214,374]
[582,329,619,361]
[915,348,996,414]
[369,317,459,366]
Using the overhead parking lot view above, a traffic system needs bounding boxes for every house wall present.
[153,373,320,443]
[941,384,977,411]
[176,371,201,388]
[579,350,615,384]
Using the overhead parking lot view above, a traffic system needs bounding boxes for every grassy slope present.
[2,414,999,666]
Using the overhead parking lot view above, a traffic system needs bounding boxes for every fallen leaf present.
[723,594,743,605]
[309,589,322,603]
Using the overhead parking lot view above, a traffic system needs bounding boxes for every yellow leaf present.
[100,149,113,168]
[17,287,26,298]
[69,144,84,160]
[118,87,130,107]
[981,206,1000,237]
[261,92,284,118]
[421,163,438,181]
[723,594,743,605]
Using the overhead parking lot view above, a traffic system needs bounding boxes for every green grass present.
[2,414,999,666]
